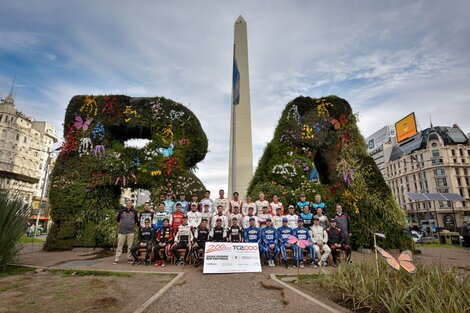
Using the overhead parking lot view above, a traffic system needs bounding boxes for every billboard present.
[395,112,417,143]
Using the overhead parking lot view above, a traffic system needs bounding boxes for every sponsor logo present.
[205,244,231,254]
[232,245,259,251]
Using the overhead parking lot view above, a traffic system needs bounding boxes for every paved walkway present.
[16,243,347,313]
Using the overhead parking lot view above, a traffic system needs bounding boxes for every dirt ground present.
[10,242,470,313]
[0,270,173,313]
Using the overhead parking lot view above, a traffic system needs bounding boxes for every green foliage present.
[319,259,470,313]
[248,96,409,249]
[46,95,208,250]
[0,265,34,277]
[0,191,30,270]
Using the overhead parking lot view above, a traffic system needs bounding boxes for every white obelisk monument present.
[228,15,253,197]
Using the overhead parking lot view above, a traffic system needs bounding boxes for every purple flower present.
[94,145,105,160]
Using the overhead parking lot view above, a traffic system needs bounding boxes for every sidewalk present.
[15,243,347,313]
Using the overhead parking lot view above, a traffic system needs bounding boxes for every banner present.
[395,112,417,143]
[203,242,262,274]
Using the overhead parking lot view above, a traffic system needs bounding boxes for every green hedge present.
[248,96,410,250]
[45,96,208,250]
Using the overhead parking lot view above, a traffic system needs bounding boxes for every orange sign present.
[395,113,417,143]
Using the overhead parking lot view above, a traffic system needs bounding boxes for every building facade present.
[381,125,470,229]
[0,94,58,206]
[365,125,395,176]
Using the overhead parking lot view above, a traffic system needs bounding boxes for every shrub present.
[320,259,470,313]
[0,191,30,270]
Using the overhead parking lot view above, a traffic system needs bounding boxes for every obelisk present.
[228,15,253,198]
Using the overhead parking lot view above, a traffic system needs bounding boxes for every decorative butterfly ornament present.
[157,143,175,158]
[288,235,313,249]
[74,115,93,131]
[375,245,416,274]
[330,114,348,130]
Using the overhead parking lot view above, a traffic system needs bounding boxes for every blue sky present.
[1,0,470,195]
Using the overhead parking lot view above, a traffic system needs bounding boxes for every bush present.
[0,191,30,270]
[248,96,409,249]
[320,259,470,313]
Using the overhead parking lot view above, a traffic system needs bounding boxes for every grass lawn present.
[18,234,47,243]
[0,265,35,278]
[416,243,465,249]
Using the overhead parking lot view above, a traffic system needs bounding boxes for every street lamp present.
[30,146,60,237]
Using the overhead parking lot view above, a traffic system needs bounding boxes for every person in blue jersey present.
[292,219,316,268]
[277,217,294,269]
[243,217,264,257]
[153,202,172,231]
[311,194,327,215]
[177,192,189,213]
[299,205,313,228]
[163,192,175,214]
[296,193,310,214]
[261,217,279,267]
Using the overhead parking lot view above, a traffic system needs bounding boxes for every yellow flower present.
[151,170,162,176]
[80,96,98,116]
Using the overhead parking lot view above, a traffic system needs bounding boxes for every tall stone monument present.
[228,15,253,197]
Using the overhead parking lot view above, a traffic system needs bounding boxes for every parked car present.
[410,230,423,243]
[34,225,45,236]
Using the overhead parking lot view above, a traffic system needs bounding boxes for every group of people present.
[113,190,352,268]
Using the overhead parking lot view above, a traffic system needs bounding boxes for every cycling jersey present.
[286,214,299,229]
[153,211,171,230]
[187,211,202,229]
[171,211,185,234]
[300,212,313,228]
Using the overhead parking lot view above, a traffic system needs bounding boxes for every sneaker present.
[292,264,297,268]
[161,261,166,267]
[310,263,318,268]
[194,260,200,268]
[132,260,140,266]
[284,261,288,269]
[113,261,118,265]
[155,262,161,267]
[127,259,133,264]
[300,263,305,269]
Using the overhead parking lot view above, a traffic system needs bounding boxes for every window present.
[431,142,437,147]
[24,137,27,143]
[453,159,457,163]
[434,168,445,176]
[457,177,462,186]
[463,159,466,163]
[464,168,468,176]
[451,149,456,156]
[432,149,440,158]
[460,149,464,157]
[432,159,443,165]
[16,134,19,140]
[436,178,448,186]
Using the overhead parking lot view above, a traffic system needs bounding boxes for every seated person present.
[292,219,315,268]
[209,217,227,242]
[326,218,351,266]
[192,218,210,267]
[277,217,294,269]
[227,217,243,242]
[154,218,173,267]
[309,216,331,267]
[244,217,264,257]
[261,217,279,267]
[131,218,154,266]
[171,215,193,266]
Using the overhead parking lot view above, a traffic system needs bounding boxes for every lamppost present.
[31,146,60,237]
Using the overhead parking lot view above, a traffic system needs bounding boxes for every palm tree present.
[0,191,30,270]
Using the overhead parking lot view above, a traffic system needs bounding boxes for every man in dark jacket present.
[131,218,154,265]
[114,199,138,264]
[331,204,352,245]
[327,218,351,266]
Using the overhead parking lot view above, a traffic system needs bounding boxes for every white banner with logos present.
[203,242,262,274]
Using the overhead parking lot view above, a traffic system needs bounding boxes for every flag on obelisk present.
[228,16,253,198]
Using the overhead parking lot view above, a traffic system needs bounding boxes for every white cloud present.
[1,0,470,196]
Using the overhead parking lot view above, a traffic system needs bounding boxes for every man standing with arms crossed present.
[114,199,138,264]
